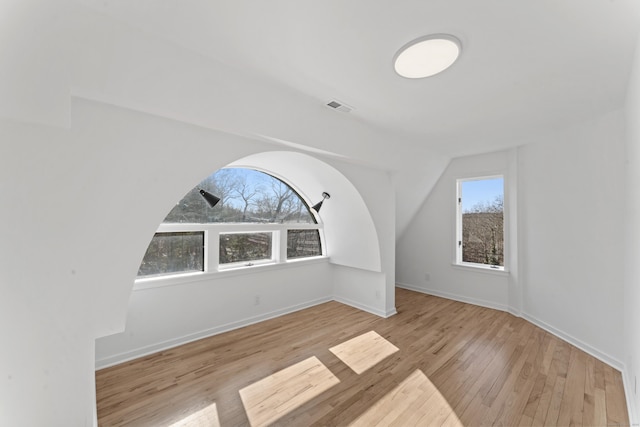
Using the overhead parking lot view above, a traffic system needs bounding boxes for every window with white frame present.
[456,176,505,270]
[137,168,323,279]
[137,231,205,277]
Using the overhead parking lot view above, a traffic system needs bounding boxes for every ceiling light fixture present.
[393,34,461,79]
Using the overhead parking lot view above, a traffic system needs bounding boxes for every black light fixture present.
[311,192,330,212]
[199,189,220,208]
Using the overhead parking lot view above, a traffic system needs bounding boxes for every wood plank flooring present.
[96,288,629,426]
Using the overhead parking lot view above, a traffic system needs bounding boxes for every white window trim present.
[217,230,277,271]
[452,262,509,275]
[455,174,507,271]
[135,222,325,289]
[134,255,329,291]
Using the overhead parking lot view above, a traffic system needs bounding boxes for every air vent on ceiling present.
[326,99,353,113]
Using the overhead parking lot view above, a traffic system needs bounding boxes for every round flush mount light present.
[393,34,462,78]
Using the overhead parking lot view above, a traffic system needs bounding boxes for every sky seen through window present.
[461,177,503,211]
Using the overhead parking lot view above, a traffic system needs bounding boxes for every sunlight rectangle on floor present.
[168,402,220,427]
[348,369,462,426]
[329,330,399,374]
[239,356,339,427]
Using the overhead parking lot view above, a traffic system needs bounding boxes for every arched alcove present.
[96,149,387,368]
[228,151,382,272]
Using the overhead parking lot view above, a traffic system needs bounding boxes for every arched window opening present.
[137,168,324,279]
[163,168,317,224]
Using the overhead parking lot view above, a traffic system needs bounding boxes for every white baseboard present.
[622,365,640,426]
[396,282,624,371]
[396,282,509,312]
[397,282,638,425]
[333,295,396,318]
[95,296,332,370]
[520,312,623,372]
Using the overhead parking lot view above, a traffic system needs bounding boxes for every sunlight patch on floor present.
[329,330,399,374]
[348,369,463,427]
[168,402,220,427]
[239,356,340,427]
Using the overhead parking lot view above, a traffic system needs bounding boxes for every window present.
[456,176,505,270]
[287,229,322,259]
[220,232,273,265]
[162,168,316,224]
[137,168,324,279]
[138,232,204,277]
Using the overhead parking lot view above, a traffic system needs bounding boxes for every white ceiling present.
[76,0,640,157]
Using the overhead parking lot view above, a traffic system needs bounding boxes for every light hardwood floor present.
[96,288,629,426]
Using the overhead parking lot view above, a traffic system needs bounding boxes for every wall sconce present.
[311,192,330,212]
[199,189,220,208]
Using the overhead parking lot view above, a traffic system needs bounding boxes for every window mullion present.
[207,228,220,272]
[456,181,463,264]
[279,227,287,262]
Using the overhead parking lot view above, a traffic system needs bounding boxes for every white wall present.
[96,261,334,368]
[229,151,384,274]
[2,1,635,424]
[396,150,511,311]
[0,0,446,238]
[96,149,397,368]
[518,110,626,367]
[623,31,640,425]
[398,110,627,371]
[0,3,409,423]
[329,160,397,316]
[0,96,396,425]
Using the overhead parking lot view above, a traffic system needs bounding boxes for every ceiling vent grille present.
[326,99,353,113]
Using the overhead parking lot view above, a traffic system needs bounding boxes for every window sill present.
[134,256,330,291]
[218,258,276,271]
[451,263,510,277]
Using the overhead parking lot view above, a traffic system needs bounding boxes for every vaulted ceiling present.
[2,1,639,236]
[77,0,640,156]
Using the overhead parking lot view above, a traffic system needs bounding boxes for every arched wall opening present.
[227,151,382,272]
[1,96,396,426]
[95,149,387,368]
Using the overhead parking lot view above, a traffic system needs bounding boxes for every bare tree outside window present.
[287,229,322,259]
[219,233,272,265]
[459,177,504,268]
[162,168,316,224]
[138,232,204,277]
[138,168,322,278]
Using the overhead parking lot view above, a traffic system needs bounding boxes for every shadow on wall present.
[228,151,381,273]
